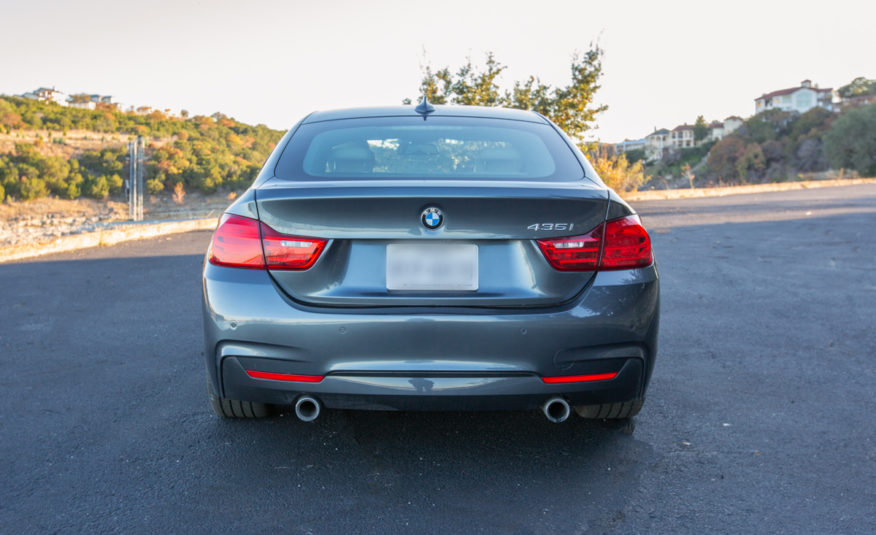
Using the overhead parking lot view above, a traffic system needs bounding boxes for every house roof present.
[672,124,694,132]
[755,85,832,101]
[725,115,743,121]
[708,121,723,128]
[646,128,670,137]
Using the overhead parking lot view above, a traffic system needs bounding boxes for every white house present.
[614,138,646,154]
[670,124,694,149]
[69,100,96,110]
[707,116,744,142]
[645,128,670,161]
[22,87,68,106]
[724,116,743,133]
[754,80,834,115]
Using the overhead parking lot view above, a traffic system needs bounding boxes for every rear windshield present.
[273,116,584,181]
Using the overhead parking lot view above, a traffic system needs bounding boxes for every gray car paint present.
[203,105,659,412]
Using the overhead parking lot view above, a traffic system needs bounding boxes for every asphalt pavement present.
[1,184,874,534]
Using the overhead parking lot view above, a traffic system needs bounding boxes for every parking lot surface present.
[1,185,874,533]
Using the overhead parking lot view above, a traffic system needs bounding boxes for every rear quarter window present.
[274,116,584,181]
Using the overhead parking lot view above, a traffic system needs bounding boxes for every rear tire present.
[206,376,272,418]
[574,399,643,420]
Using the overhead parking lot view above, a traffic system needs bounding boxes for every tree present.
[407,46,607,148]
[693,115,709,142]
[590,148,647,192]
[70,94,92,104]
[837,77,876,98]
[707,137,745,180]
[824,102,876,176]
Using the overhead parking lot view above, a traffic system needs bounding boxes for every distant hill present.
[0,96,284,202]
[644,100,876,187]
[701,107,836,184]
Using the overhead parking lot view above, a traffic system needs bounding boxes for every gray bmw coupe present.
[202,102,659,423]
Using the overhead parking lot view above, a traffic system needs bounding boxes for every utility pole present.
[127,136,145,221]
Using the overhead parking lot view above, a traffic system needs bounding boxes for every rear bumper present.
[202,262,659,411]
[221,356,645,411]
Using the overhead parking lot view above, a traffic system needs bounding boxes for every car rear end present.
[202,106,659,422]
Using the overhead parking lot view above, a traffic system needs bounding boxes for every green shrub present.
[20,177,48,200]
[107,173,123,193]
[146,178,164,194]
[84,176,109,199]
[0,183,5,202]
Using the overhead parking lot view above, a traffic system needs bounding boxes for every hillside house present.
[645,128,670,161]
[839,94,876,111]
[22,87,68,106]
[755,80,834,114]
[69,100,96,110]
[670,124,694,149]
[707,116,744,141]
[614,138,646,154]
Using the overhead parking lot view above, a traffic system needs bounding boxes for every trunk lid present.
[256,179,608,307]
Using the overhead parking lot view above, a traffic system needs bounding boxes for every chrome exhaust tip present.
[542,397,571,423]
[294,395,321,422]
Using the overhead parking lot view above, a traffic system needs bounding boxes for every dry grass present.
[0,197,127,221]
[0,129,175,158]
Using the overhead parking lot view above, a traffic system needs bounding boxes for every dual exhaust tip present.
[542,397,571,423]
[294,395,571,423]
[294,395,321,422]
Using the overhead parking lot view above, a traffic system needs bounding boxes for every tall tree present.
[693,115,709,142]
[824,102,876,175]
[407,46,607,148]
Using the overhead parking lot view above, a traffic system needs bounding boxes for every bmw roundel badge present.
[421,206,443,229]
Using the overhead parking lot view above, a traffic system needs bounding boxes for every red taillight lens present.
[536,226,603,271]
[260,224,326,270]
[600,215,653,270]
[209,214,265,269]
[537,215,652,271]
[208,214,327,270]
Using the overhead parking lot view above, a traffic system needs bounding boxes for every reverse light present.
[536,226,602,271]
[260,224,327,270]
[208,214,327,270]
[537,215,652,271]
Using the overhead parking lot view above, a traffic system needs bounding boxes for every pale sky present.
[1,0,873,142]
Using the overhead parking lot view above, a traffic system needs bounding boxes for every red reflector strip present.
[541,372,618,384]
[246,370,324,383]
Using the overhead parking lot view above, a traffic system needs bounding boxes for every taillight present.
[260,224,326,270]
[536,226,602,271]
[209,214,326,270]
[537,215,652,271]
[600,215,653,270]
[209,214,265,269]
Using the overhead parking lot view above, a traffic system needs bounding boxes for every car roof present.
[301,105,548,125]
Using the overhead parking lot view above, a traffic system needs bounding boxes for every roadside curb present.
[0,217,217,263]
[622,178,876,202]
[3,178,874,263]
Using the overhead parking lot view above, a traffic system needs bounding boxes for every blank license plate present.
[386,243,478,291]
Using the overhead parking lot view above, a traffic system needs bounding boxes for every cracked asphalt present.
[1,184,874,533]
